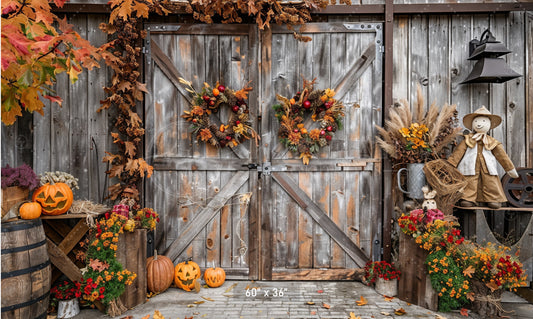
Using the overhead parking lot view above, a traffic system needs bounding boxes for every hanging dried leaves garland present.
[273,79,344,165]
[180,78,258,148]
[163,0,352,41]
[98,0,169,202]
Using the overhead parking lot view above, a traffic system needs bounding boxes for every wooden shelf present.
[453,206,533,212]
[41,212,104,219]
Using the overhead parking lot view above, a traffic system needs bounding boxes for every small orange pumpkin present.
[174,259,201,291]
[147,250,174,294]
[19,202,42,220]
[32,182,73,215]
[204,267,226,288]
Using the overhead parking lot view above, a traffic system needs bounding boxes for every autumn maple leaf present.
[462,265,475,278]
[234,85,253,100]
[89,258,109,272]
[460,308,469,316]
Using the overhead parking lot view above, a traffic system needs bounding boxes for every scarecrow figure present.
[447,106,519,209]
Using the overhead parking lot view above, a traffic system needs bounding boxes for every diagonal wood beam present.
[164,171,250,262]
[271,172,369,267]
[333,43,376,101]
[151,40,193,105]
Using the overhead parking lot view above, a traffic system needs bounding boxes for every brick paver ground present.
[71,281,491,319]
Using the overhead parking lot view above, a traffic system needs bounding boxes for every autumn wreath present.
[273,79,345,164]
[180,78,258,148]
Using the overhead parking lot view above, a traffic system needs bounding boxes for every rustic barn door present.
[144,22,383,280]
[144,25,259,278]
[260,23,383,280]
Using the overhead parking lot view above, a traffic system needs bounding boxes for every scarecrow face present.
[472,116,491,134]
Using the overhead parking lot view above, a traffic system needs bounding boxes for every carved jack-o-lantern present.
[32,182,74,215]
[174,259,201,291]
[204,267,226,288]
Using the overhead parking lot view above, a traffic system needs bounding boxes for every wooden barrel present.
[1,218,51,319]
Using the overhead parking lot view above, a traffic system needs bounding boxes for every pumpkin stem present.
[154,249,158,260]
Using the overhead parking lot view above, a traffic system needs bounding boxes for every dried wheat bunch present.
[376,84,462,164]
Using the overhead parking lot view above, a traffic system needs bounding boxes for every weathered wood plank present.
[272,172,369,267]
[333,43,376,101]
[450,15,473,117]
[393,16,409,102]
[410,14,429,104]
[87,14,109,203]
[271,268,364,281]
[524,12,533,167]
[330,172,346,268]
[506,12,526,168]
[164,171,249,262]
[70,14,89,199]
[313,171,331,268]
[57,219,89,254]
[298,173,313,269]
[428,15,450,106]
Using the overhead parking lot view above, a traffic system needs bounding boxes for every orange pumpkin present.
[174,259,201,291]
[147,250,174,294]
[19,202,42,219]
[32,182,73,215]
[204,267,226,288]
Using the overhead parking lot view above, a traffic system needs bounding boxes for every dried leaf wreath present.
[180,78,258,148]
[273,79,344,165]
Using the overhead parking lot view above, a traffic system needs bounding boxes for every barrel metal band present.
[1,239,46,255]
[0,260,50,279]
[1,291,49,313]
[1,219,42,232]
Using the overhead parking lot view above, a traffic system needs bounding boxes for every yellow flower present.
[233,123,245,135]
[399,127,410,138]
[325,88,335,98]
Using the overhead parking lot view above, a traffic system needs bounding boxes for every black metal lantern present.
[461,29,520,84]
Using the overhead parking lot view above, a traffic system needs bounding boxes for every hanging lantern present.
[461,29,520,84]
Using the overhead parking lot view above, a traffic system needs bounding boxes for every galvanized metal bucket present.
[397,163,427,200]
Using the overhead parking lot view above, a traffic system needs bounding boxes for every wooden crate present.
[397,232,438,311]
[117,229,147,310]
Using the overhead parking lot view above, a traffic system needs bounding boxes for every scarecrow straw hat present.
[463,106,502,130]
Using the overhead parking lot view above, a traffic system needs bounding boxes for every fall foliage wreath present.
[273,79,345,164]
[180,78,258,148]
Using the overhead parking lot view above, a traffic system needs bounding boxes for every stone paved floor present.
[69,281,503,319]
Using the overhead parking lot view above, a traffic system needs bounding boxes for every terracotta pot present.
[1,186,29,218]
[57,298,79,319]
[375,277,398,297]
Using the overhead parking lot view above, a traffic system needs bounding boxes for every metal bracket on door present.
[244,162,287,175]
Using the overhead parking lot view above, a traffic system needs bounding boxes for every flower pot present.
[57,298,80,319]
[1,186,29,218]
[397,163,427,200]
[375,277,398,297]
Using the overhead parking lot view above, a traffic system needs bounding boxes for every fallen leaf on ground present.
[384,296,394,302]
[121,316,133,319]
[225,283,237,293]
[355,296,367,306]
[435,315,447,319]
[310,311,316,315]
[153,310,165,319]
[380,312,391,315]
[394,307,406,315]
[187,304,195,308]
[193,301,204,304]
[141,316,150,319]
[185,317,193,319]
[406,302,411,306]
[306,301,315,305]
[349,312,361,319]
[245,284,250,290]
[317,289,324,293]
[322,302,330,309]
[202,296,214,301]
[460,308,469,316]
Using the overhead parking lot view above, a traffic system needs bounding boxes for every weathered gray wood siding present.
[1,14,111,202]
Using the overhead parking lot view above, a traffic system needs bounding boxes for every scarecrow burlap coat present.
[448,133,515,203]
